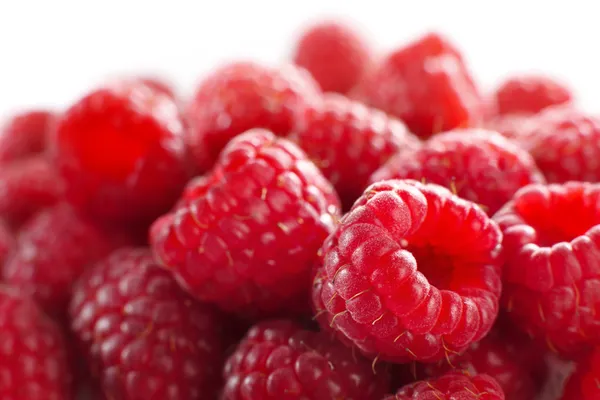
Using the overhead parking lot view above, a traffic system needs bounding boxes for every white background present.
[0,1,597,119]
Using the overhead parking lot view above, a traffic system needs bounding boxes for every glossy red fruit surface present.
[386,372,504,400]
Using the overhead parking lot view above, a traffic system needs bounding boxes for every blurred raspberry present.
[0,286,73,399]
[51,79,190,224]
[493,75,573,116]
[186,61,322,170]
[292,20,372,93]
[290,94,420,209]
[0,156,63,228]
[370,129,545,215]
[352,32,483,138]
[0,109,54,163]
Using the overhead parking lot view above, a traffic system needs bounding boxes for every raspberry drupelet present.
[370,129,545,215]
[70,248,225,400]
[352,32,483,138]
[559,348,600,399]
[313,179,503,363]
[492,75,573,116]
[222,320,390,400]
[290,94,420,209]
[0,109,54,163]
[151,129,341,318]
[386,372,505,400]
[494,181,600,357]
[0,286,73,399]
[185,61,321,170]
[51,79,190,224]
[292,20,372,94]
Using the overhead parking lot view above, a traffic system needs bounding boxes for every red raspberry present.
[370,129,545,215]
[290,94,420,209]
[352,33,483,138]
[222,319,390,400]
[518,107,600,183]
[0,220,14,267]
[0,156,63,228]
[493,75,573,116]
[2,203,133,315]
[151,129,341,317]
[185,61,321,170]
[0,109,54,163]
[385,372,504,400]
[292,20,372,94]
[559,349,600,399]
[51,79,190,223]
[70,247,225,400]
[484,114,537,142]
[411,329,540,400]
[494,182,600,356]
[0,286,73,399]
[312,179,502,363]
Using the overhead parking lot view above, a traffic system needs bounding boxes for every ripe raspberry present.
[493,75,573,116]
[484,114,537,142]
[3,203,133,315]
[51,79,190,223]
[517,107,600,183]
[151,129,340,317]
[352,33,483,138]
[0,156,63,228]
[70,247,225,400]
[290,94,420,209]
[0,109,54,163]
[412,329,540,400]
[370,129,545,215]
[222,319,390,400]
[559,348,600,399]
[292,21,372,94]
[385,372,504,400]
[494,181,600,356]
[0,286,73,399]
[185,61,321,170]
[0,220,14,268]
[313,179,502,363]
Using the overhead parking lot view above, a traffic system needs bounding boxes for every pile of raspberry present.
[1,19,598,400]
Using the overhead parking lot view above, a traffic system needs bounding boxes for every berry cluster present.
[0,18,594,400]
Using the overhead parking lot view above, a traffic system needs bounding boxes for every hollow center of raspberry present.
[516,194,599,246]
[407,245,455,290]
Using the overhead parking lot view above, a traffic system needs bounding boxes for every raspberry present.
[0,156,63,228]
[494,181,600,356]
[484,114,537,142]
[493,75,573,116]
[0,286,73,399]
[370,129,545,215]
[518,107,600,183]
[385,372,504,400]
[559,349,600,399]
[70,247,225,400]
[222,320,390,400]
[292,21,372,94]
[185,61,321,170]
[0,220,14,268]
[312,179,502,363]
[151,129,341,317]
[2,203,133,315]
[0,110,54,163]
[290,94,420,209]
[352,33,483,138]
[412,329,540,400]
[51,79,190,223]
